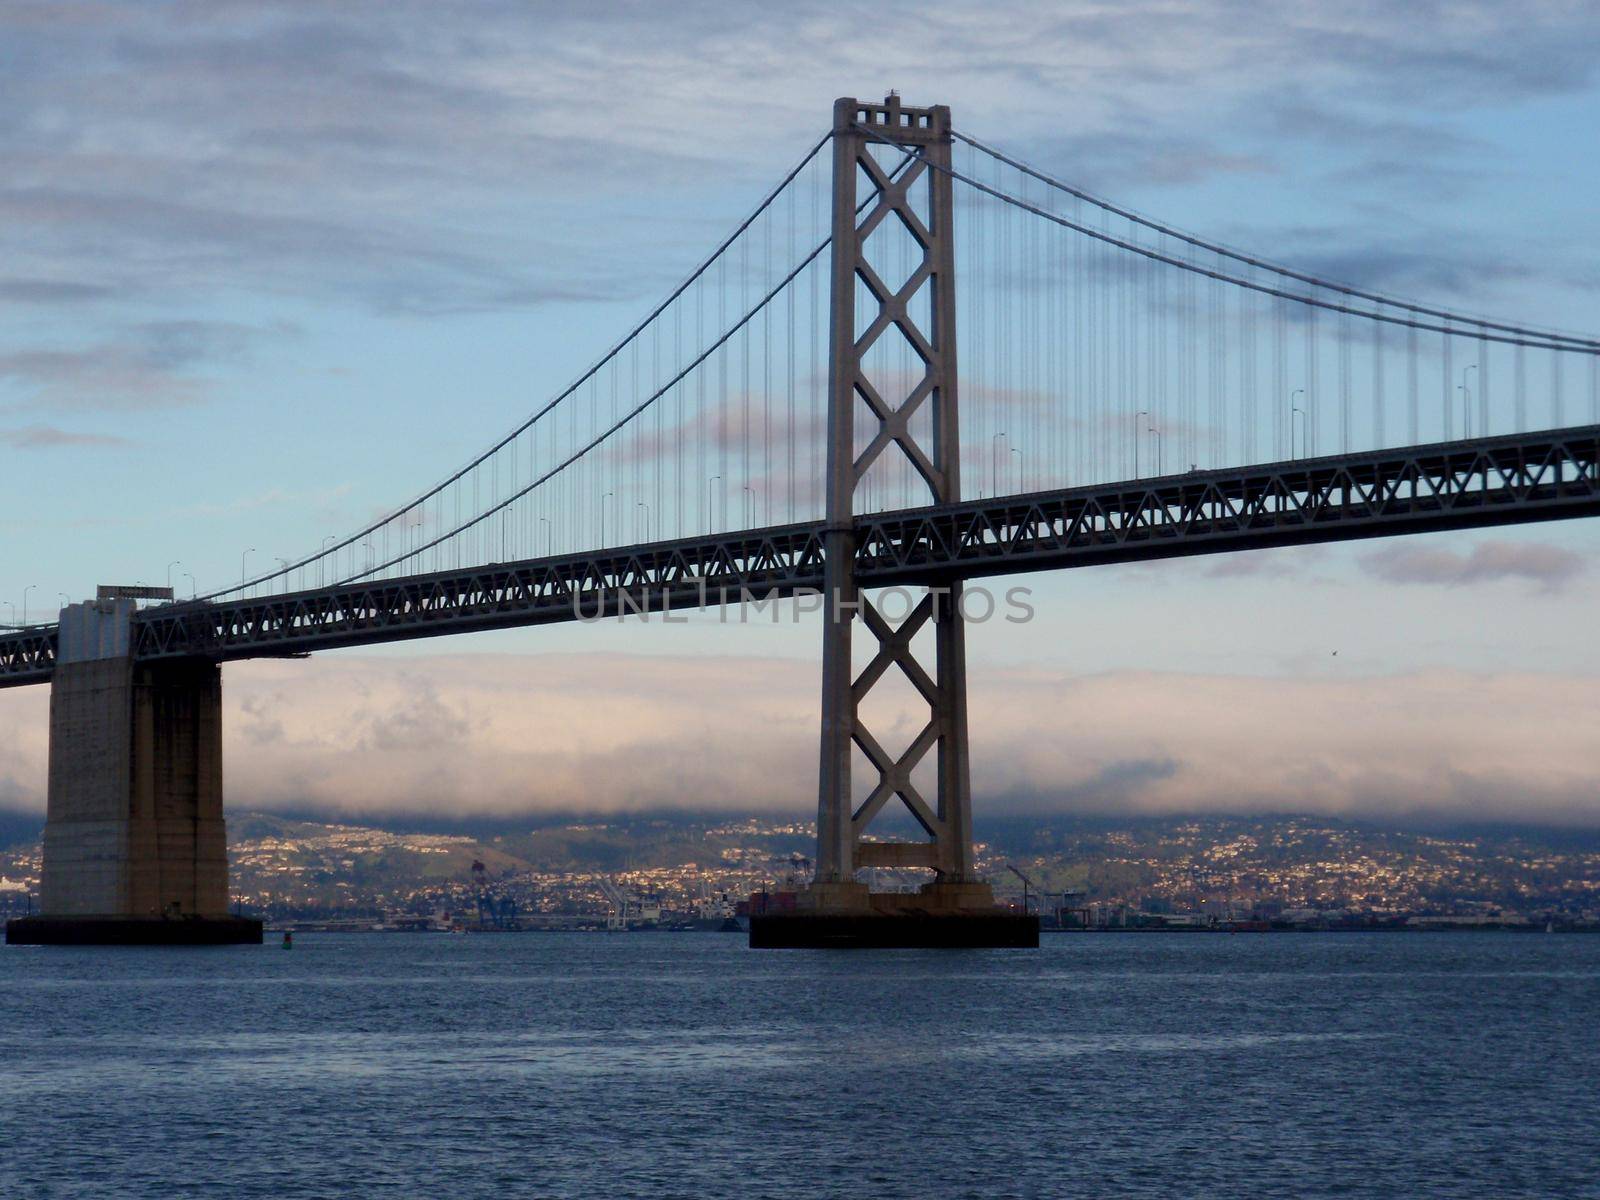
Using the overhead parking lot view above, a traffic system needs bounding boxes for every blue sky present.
[2,2,1597,823]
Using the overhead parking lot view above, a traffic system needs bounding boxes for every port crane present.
[1005,864,1039,915]
[598,878,630,931]
[1005,865,1091,929]
[597,878,661,930]
[470,859,520,930]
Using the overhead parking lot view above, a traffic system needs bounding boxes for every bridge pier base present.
[751,881,1037,948]
[5,600,260,947]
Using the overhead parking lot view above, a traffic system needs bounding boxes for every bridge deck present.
[4,425,1596,688]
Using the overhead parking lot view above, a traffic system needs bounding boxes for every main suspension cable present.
[857,126,1599,355]
[205,130,833,602]
[338,150,925,583]
[953,129,1600,351]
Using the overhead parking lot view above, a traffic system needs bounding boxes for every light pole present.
[991,432,1007,496]
[539,518,552,555]
[1460,364,1478,439]
[22,585,35,626]
[276,559,289,594]
[636,502,650,541]
[182,574,196,600]
[1011,446,1023,493]
[743,485,755,527]
[1289,389,1305,459]
[57,592,71,613]
[241,548,256,591]
[1135,410,1149,477]
[706,475,721,534]
[320,536,336,586]
[166,562,181,591]
[361,540,374,573]
[600,491,614,546]
[1148,425,1162,476]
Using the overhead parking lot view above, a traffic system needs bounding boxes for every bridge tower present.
[753,95,1034,947]
[6,597,260,945]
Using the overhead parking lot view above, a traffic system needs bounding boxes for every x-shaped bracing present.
[848,147,948,499]
[848,593,945,840]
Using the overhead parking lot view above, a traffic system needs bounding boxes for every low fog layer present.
[1,652,1594,827]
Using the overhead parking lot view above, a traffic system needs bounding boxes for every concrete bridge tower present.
[7,595,260,944]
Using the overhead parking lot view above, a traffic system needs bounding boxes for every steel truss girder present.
[854,425,1600,584]
[130,523,829,664]
[0,625,57,689]
[2,425,1596,691]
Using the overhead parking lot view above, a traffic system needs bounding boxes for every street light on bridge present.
[1290,389,1306,459]
[1135,411,1149,478]
[320,536,337,587]
[706,476,721,534]
[1461,364,1478,439]
[991,431,1007,496]
[241,548,256,592]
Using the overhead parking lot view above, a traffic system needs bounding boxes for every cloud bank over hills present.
[1,651,1594,827]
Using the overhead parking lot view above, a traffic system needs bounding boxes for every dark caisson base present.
[5,916,264,946]
[749,911,1039,949]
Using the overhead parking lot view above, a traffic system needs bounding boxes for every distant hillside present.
[220,810,816,915]
[0,810,42,852]
[5,808,1599,919]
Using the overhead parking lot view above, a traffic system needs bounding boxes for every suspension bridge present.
[5,96,1598,946]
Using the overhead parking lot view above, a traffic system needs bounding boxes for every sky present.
[2,1,1598,826]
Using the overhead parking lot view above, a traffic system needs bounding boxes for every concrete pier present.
[5,600,260,946]
[749,880,1039,949]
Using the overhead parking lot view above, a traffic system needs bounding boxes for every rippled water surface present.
[3,933,1598,1198]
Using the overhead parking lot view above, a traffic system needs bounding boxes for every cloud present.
[1025,128,1272,193]
[0,278,116,305]
[1259,97,1487,160]
[0,424,132,449]
[1293,6,1600,105]
[0,0,1595,324]
[1360,540,1587,592]
[1202,553,1306,581]
[2,650,1596,827]
[0,346,206,413]
[0,319,295,413]
[1259,233,1546,303]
